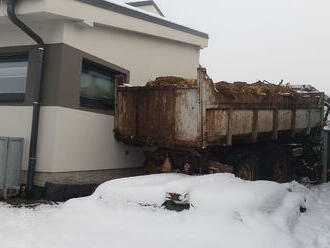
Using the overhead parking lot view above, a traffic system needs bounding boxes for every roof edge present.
[127,1,165,17]
[76,0,209,39]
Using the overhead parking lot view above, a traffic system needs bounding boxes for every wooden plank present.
[226,108,233,146]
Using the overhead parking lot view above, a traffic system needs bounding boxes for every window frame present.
[0,53,29,102]
[80,59,123,111]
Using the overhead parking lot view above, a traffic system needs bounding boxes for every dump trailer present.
[114,68,325,182]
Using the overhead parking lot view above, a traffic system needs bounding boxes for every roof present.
[0,0,208,48]
[127,1,165,17]
[77,0,209,39]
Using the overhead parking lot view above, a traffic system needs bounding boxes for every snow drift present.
[0,173,314,248]
[93,173,303,213]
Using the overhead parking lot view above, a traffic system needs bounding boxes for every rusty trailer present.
[114,68,325,182]
[115,68,324,149]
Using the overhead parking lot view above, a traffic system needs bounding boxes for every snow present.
[294,183,330,247]
[104,0,169,20]
[0,174,330,248]
[101,0,206,36]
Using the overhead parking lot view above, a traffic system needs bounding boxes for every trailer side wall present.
[115,69,324,148]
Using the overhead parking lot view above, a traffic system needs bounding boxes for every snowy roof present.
[0,0,208,48]
[127,1,165,17]
[77,0,209,38]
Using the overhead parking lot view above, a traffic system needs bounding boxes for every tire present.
[225,152,260,181]
[260,151,289,183]
[273,158,289,183]
[234,157,259,181]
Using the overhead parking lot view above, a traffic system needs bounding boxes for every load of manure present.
[215,81,299,98]
[145,76,299,98]
[146,77,196,87]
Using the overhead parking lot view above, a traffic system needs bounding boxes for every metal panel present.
[135,88,176,142]
[115,69,324,148]
[0,137,24,199]
[257,110,273,132]
[175,89,199,141]
[296,109,309,129]
[157,89,176,142]
[310,109,322,127]
[0,137,9,191]
[5,138,24,196]
[232,110,253,135]
[117,90,137,137]
[327,130,330,183]
[322,130,329,183]
[206,109,228,141]
[278,110,292,131]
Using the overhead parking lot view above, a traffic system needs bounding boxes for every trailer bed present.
[114,69,324,149]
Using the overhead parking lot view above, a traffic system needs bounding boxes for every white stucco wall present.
[37,107,144,172]
[62,22,200,85]
[0,0,208,48]
[0,19,201,172]
[0,106,32,171]
[0,1,207,174]
[0,18,201,85]
[0,106,144,173]
[0,21,65,47]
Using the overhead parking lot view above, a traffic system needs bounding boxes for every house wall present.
[0,44,145,186]
[0,11,204,186]
[7,0,208,47]
[0,22,65,47]
[62,22,200,85]
[37,106,144,173]
[0,20,201,85]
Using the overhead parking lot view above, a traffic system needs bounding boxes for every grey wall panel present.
[0,137,24,198]
[6,138,24,191]
[0,137,9,189]
[0,43,127,116]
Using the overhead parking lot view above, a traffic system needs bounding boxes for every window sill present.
[80,97,114,111]
[0,93,25,102]
[78,105,115,116]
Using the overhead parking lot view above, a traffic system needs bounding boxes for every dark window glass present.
[0,55,28,101]
[80,60,116,110]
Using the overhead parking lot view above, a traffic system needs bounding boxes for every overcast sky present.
[122,0,330,94]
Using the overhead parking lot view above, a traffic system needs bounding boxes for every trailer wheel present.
[273,160,288,183]
[261,151,289,183]
[235,157,258,181]
[273,159,289,183]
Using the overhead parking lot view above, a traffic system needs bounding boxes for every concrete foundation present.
[21,167,145,187]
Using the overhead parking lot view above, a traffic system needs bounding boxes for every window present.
[80,60,117,110]
[0,55,28,101]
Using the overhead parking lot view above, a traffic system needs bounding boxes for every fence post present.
[322,130,329,183]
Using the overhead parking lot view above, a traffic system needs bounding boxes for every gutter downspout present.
[7,0,45,197]
[324,100,330,122]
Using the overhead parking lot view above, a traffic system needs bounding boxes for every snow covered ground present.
[0,173,329,248]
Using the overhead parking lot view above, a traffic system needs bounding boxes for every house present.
[0,0,208,198]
